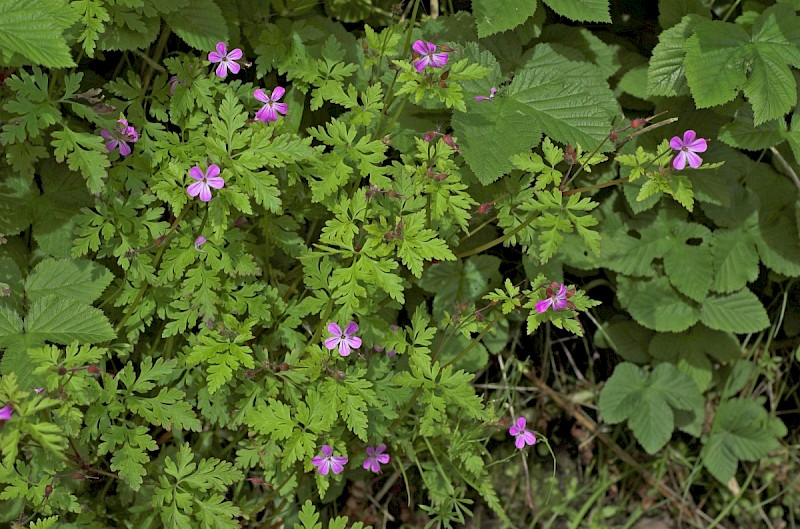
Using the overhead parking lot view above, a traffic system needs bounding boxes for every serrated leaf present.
[25,258,113,304]
[616,276,700,332]
[542,0,611,22]
[702,398,786,483]
[647,16,696,97]
[700,289,770,333]
[0,0,77,67]
[712,226,760,293]
[25,295,116,344]
[599,362,703,454]
[162,0,228,51]
[473,0,537,37]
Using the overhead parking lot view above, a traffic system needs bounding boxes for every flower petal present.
[316,459,331,475]
[346,336,362,349]
[101,129,112,140]
[271,86,285,101]
[118,141,131,156]
[205,164,221,179]
[672,151,687,170]
[688,138,707,152]
[208,51,223,63]
[682,130,696,145]
[253,89,269,103]
[215,42,227,56]
[227,47,243,60]
[669,136,683,151]
[521,430,536,446]
[273,102,288,116]
[256,104,278,122]
[227,61,241,75]
[535,298,553,313]
[324,337,340,350]
[344,321,359,335]
[430,52,448,68]
[516,417,527,429]
[321,445,333,456]
[412,40,428,55]
[413,56,430,72]
[327,322,342,336]
[190,166,205,181]
[515,436,526,449]
[377,453,389,464]
[206,176,225,189]
[187,181,204,197]
[338,342,351,357]
[686,151,703,168]
[198,184,212,202]
[215,63,228,78]
[105,139,118,153]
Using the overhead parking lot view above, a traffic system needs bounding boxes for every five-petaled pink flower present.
[0,404,12,421]
[535,282,573,313]
[669,130,707,170]
[325,322,362,357]
[254,87,288,123]
[474,87,497,101]
[187,165,225,202]
[101,119,138,156]
[312,445,348,475]
[363,444,390,473]
[412,40,448,72]
[509,417,536,449]
[208,42,243,79]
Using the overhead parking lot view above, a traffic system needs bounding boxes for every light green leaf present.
[647,16,696,97]
[25,295,116,344]
[683,20,749,108]
[712,226,760,293]
[700,289,770,333]
[542,0,611,22]
[473,0,537,37]
[25,258,113,304]
[0,0,77,67]
[616,276,701,332]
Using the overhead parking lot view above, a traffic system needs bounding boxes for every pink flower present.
[412,40,448,72]
[363,444,390,473]
[312,445,348,475]
[0,405,12,421]
[194,235,207,252]
[254,87,288,123]
[101,119,138,156]
[187,165,225,202]
[325,322,362,357]
[208,42,243,78]
[34,388,44,394]
[669,130,707,170]
[535,282,572,313]
[474,87,497,101]
[509,417,536,449]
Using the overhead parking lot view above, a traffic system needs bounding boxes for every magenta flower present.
[669,130,707,170]
[254,87,288,123]
[208,42,243,78]
[0,405,11,421]
[101,119,138,156]
[34,388,44,394]
[474,87,497,102]
[187,165,225,202]
[363,444,390,473]
[325,322,362,357]
[535,282,572,313]
[412,40,448,72]
[509,417,536,449]
[312,445,348,475]
[194,235,207,252]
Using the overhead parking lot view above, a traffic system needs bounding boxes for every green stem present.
[441,317,498,370]
[454,209,538,259]
[142,23,171,94]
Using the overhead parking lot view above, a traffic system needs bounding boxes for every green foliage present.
[599,362,704,453]
[0,2,794,527]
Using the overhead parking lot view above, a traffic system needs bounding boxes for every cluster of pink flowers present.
[312,443,390,476]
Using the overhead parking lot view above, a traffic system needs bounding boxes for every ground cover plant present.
[0,0,799,527]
